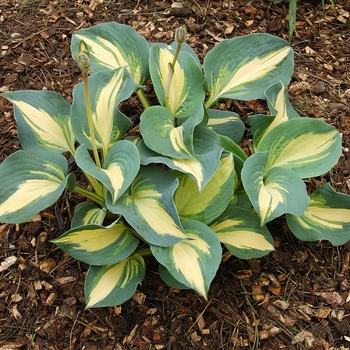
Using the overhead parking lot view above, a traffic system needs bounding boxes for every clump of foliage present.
[1,23,349,308]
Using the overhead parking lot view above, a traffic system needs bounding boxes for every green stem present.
[164,62,174,109]
[83,74,101,168]
[74,184,104,206]
[135,247,152,257]
[171,42,182,68]
[136,88,151,109]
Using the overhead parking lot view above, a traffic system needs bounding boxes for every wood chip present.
[0,255,17,272]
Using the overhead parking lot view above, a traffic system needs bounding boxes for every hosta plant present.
[1,23,349,308]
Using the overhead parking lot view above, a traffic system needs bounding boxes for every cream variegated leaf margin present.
[71,69,135,157]
[0,151,71,224]
[210,206,274,259]
[106,166,188,247]
[71,22,149,84]
[151,220,222,298]
[2,90,75,154]
[52,220,139,266]
[174,152,235,224]
[257,118,342,178]
[149,45,205,117]
[286,183,350,246]
[242,152,309,225]
[85,254,146,308]
[75,141,140,205]
[204,34,293,106]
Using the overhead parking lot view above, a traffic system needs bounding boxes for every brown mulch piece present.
[0,0,350,349]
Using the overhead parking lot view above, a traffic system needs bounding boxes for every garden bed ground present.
[0,0,350,349]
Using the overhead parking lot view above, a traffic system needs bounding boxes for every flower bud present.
[175,25,187,45]
[75,52,91,75]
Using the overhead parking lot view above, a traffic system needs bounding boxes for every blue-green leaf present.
[85,254,146,308]
[71,22,149,85]
[151,220,222,298]
[0,151,71,223]
[2,90,75,154]
[286,183,350,246]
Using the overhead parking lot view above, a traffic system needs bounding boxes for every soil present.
[0,0,350,349]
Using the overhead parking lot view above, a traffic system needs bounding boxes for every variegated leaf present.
[137,125,223,191]
[85,254,146,308]
[0,151,72,223]
[149,45,205,117]
[71,22,149,85]
[207,109,245,143]
[71,68,135,156]
[140,104,203,159]
[242,152,309,225]
[174,152,235,224]
[71,202,106,228]
[75,141,140,205]
[257,118,342,178]
[52,220,139,266]
[249,81,300,147]
[286,183,350,246]
[204,34,293,107]
[210,206,274,259]
[151,220,222,298]
[107,166,187,246]
[2,90,75,154]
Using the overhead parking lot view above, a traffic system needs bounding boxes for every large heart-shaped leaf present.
[286,183,350,246]
[210,206,274,259]
[75,141,140,204]
[149,45,205,117]
[2,90,75,154]
[71,68,135,156]
[107,166,187,246]
[256,118,342,178]
[85,254,146,308]
[242,152,309,225]
[151,220,222,298]
[0,150,72,223]
[173,152,235,224]
[71,22,149,85]
[52,220,139,266]
[204,33,293,107]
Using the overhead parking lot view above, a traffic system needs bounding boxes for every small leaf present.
[71,202,106,228]
[85,254,146,308]
[52,220,139,266]
[249,82,300,147]
[151,220,222,298]
[0,151,70,223]
[286,183,350,246]
[207,109,245,143]
[71,69,135,156]
[107,166,187,247]
[75,141,140,204]
[140,104,203,159]
[137,125,223,191]
[242,152,309,225]
[2,90,75,154]
[174,152,235,224]
[149,45,205,117]
[210,206,274,259]
[71,22,149,85]
[257,118,342,178]
[204,34,293,107]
